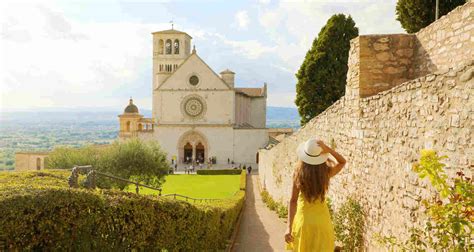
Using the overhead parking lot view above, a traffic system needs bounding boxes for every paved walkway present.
[233,174,287,252]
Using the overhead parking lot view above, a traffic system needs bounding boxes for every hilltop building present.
[14,28,293,171]
[118,29,290,165]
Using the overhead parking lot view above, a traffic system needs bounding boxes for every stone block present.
[396,49,414,57]
[375,52,392,61]
[384,66,406,74]
[459,67,473,82]
[373,42,389,51]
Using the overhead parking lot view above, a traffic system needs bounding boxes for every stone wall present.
[358,34,415,98]
[15,152,49,171]
[258,2,473,249]
[414,2,474,77]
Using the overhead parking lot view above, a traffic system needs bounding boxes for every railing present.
[161,193,221,203]
[68,165,162,195]
[68,165,233,203]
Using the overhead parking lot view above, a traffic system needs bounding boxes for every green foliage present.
[333,197,366,251]
[0,170,71,196]
[196,169,243,175]
[240,170,247,190]
[261,189,288,218]
[295,14,358,125]
[378,150,473,251]
[396,0,466,33]
[47,139,170,189]
[0,170,245,250]
[47,145,103,169]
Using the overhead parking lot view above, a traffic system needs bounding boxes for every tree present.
[98,139,169,189]
[47,139,170,189]
[396,0,466,33]
[295,14,358,125]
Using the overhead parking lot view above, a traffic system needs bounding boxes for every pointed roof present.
[151,29,192,38]
[220,69,235,74]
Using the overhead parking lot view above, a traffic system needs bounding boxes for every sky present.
[0,0,405,111]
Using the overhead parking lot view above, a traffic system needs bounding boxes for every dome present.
[124,98,139,114]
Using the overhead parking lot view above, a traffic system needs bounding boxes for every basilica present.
[118,28,277,165]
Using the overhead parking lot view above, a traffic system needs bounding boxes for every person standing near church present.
[247,165,252,174]
[285,139,346,251]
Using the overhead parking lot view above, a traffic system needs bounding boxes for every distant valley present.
[0,107,300,170]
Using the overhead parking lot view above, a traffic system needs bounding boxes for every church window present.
[174,39,180,54]
[165,39,172,54]
[189,75,199,86]
[158,40,164,54]
[184,98,204,117]
[126,121,131,132]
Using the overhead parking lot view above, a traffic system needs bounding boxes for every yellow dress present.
[286,193,335,252]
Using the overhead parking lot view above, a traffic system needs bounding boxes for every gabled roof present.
[235,87,265,97]
[151,29,192,38]
[158,52,232,90]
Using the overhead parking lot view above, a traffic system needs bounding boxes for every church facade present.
[118,29,271,165]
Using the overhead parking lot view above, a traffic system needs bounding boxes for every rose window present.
[184,98,204,117]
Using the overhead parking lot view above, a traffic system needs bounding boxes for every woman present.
[285,138,346,252]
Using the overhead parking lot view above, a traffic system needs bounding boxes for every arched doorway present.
[177,130,208,164]
[196,143,205,163]
[36,157,41,170]
[184,142,193,163]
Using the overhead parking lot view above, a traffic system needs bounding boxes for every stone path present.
[233,174,287,252]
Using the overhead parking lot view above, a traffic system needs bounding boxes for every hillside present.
[0,107,300,170]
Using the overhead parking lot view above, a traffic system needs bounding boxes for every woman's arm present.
[285,180,300,243]
[317,140,346,177]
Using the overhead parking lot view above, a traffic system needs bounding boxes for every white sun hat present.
[296,138,329,165]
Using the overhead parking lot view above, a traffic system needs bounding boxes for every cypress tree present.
[396,0,466,33]
[295,14,358,125]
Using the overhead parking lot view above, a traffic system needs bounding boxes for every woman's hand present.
[317,140,331,153]
[284,227,294,243]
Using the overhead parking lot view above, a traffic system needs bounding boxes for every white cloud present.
[0,2,169,110]
[0,0,407,110]
[257,0,405,75]
[234,10,250,30]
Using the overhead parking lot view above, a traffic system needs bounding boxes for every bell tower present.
[152,28,192,122]
[152,29,192,90]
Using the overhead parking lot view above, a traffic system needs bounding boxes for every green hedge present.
[197,169,243,175]
[240,170,246,190]
[0,171,245,250]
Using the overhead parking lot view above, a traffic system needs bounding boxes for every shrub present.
[197,169,242,175]
[261,189,288,218]
[0,171,245,250]
[333,197,366,251]
[47,139,170,189]
[240,170,247,190]
[377,150,473,250]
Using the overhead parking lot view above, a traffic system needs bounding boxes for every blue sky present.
[0,0,404,111]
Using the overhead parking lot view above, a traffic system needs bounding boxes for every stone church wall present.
[258,2,473,249]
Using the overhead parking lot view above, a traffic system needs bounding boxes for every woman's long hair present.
[294,160,331,203]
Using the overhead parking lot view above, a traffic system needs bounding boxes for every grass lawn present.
[132,174,241,199]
